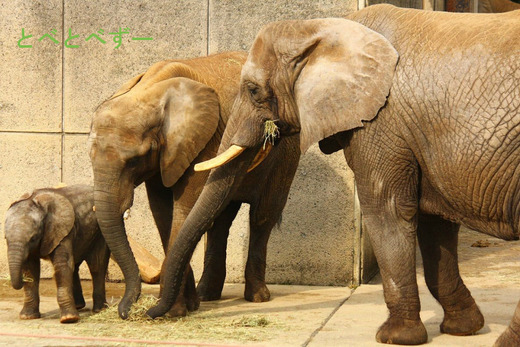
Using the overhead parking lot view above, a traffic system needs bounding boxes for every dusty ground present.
[0,228,518,346]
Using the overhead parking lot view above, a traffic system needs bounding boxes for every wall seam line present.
[206,0,210,55]
[60,0,65,183]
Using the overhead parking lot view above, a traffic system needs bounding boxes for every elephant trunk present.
[147,149,255,318]
[93,170,140,319]
[8,241,27,290]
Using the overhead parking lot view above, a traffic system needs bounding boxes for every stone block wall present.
[1,0,421,286]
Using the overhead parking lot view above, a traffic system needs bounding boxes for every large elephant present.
[148,5,520,346]
[89,51,299,319]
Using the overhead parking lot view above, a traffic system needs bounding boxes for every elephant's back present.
[164,51,247,127]
[347,4,520,56]
[349,5,520,240]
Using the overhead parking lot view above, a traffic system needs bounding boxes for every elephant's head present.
[195,18,398,172]
[89,62,220,318]
[89,65,220,214]
[4,191,75,289]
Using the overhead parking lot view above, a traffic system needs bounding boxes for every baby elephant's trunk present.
[7,242,26,290]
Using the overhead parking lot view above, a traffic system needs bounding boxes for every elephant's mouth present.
[194,120,279,172]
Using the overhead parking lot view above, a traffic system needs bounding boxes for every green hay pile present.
[86,295,160,323]
[68,295,282,343]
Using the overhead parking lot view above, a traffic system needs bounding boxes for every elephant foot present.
[376,316,428,345]
[167,302,188,318]
[186,294,200,312]
[494,326,520,347]
[60,312,80,324]
[75,298,86,310]
[197,280,223,301]
[245,283,270,303]
[166,292,200,317]
[441,303,484,336]
[198,290,222,302]
[92,301,108,313]
[19,308,41,320]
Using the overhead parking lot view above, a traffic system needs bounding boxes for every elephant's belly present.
[419,177,519,241]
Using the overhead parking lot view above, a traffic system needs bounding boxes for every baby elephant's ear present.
[33,192,75,256]
[8,192,32,208]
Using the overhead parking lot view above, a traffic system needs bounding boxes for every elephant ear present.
[158,77,220,187]
[292,18,399,153]
[33,192,75,257]
[8,192,32,208]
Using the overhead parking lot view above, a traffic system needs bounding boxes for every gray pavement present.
[0,228,518,346]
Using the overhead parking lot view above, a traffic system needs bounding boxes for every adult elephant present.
[148,5,520,346]
[89,51,299,319]
[89,52,249,319]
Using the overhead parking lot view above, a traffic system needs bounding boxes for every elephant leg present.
[244,211,274,303]
[495,300,520,346]
[197,201,242,301]
[20,257,41,320]
[51,240,79,323]
[351,141,426,345]
[417,214,483,336]
[245,184,292,303]
[145,176,174,252]
[362,209,426,345]
[72,264,85,310]
[245,140,299,303]
[161,186,202,317]
[147,175,195,315]
[86,238,110,313]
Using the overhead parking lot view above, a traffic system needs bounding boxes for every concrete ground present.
[0,228,518,346]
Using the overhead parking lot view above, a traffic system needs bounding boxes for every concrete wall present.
[1,0,421,286]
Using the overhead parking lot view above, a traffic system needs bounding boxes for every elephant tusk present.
[247,142,273,173]
[194,145,246,171]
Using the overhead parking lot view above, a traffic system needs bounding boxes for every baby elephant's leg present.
[86,237,110,313]
[20,258,41,319]
[51,240,79,323]
[72,265,85,310]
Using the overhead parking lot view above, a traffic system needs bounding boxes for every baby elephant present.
[4,185,109,323]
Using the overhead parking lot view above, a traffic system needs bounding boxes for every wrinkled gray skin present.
[149,5,520,346]
[4,185,109,323]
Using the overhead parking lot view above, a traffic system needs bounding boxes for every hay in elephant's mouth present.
[70,295,282,342]
[263,120,280,149]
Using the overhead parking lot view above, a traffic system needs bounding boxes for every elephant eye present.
[245,82,262,101]
[248,85,259,99]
